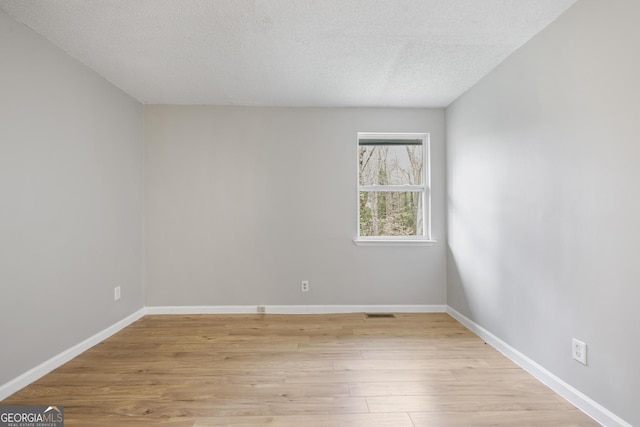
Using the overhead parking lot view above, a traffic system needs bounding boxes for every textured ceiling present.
[0,0,576,107]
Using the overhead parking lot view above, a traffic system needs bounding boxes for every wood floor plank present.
[285,369,457,384]
[409,410,601,426]
[349,378,555,397]
[1,313,599,426]
[33,372,289,386]
[17,383,351,401]
[62,358,334,373]
[64,417,196,427]
[194,412,414,426]
[334,358,491,370]
[361,348,506,360]
[366,394,571,413]
[54,396,369,418]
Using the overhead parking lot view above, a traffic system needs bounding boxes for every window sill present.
[353,239,437,247]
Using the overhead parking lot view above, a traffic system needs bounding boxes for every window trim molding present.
[356,132,432,243]
[353,238,437,247]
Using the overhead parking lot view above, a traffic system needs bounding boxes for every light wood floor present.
[2,313,599,426]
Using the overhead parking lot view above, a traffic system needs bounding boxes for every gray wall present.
[0,12,144,384]
[144,106,446,306]
[6,1,635,423]
[446,0,640,424]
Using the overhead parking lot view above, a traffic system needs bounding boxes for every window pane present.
[358,144,423,186]
[359,191,423,236]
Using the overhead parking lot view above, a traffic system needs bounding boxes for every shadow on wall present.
[446,245,471,318]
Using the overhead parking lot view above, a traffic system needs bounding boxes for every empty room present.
[0,0,638,426]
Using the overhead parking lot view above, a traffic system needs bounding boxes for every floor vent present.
[364,313,396,319]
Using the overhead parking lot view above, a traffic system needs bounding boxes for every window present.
[355,132,434,245]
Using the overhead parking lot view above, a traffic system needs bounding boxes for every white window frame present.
[354,132,436,246]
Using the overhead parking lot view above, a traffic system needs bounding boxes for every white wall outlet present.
[257,305,266,313]
[572,338,587,365]
[114,286,121,301]
[301,280,309,292]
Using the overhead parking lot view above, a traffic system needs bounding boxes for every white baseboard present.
[446,306,631,427]
[145,304,447,315]
[0,308,145,401]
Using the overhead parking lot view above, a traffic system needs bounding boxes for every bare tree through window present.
[358,134,428,238]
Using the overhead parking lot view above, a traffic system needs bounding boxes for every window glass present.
[358,144,423,186]
[359,191,423,237]
[357,133,430,240]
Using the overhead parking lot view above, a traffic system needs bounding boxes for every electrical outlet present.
[257,305,266,313]
[114,286,121,301]
[572,338,587,365]
[301,280,309,292]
